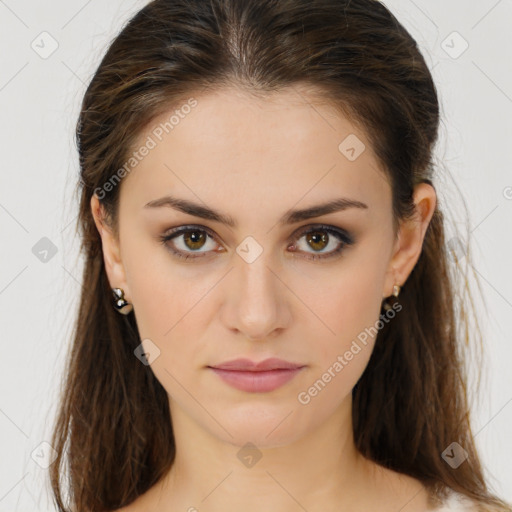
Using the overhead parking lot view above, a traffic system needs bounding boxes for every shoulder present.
[109,483,158,512]
[429,490,480,511]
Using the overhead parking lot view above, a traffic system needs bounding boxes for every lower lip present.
[209,367,304,392]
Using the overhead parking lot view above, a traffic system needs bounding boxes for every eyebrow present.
[143,195,368,227]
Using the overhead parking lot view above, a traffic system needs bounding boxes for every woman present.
[48,0,511,511]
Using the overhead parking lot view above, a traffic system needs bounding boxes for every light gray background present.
[0,0,511,510]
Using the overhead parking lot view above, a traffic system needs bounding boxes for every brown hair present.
[49,0,511,511]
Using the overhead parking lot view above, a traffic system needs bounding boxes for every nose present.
[221,254,291,341]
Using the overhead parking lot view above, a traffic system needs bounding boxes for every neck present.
[151,394,380,512]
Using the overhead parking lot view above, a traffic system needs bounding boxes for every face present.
[92,85,433,448]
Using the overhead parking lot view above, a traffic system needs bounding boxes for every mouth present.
[209,357,304,372]
[207,364,306,393]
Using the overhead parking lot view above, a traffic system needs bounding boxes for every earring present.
[112,287,133,315]
[382,283,401,312]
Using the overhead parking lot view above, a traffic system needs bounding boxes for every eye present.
[159,224,354,261]
[287,224,354,261]
[159,225,221,260]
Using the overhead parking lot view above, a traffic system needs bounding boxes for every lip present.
[210,357,304,371]
[208,358,306,393]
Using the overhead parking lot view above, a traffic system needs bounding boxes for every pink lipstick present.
[208,357,305,393]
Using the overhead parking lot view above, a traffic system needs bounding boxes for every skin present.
[91,84,437,512]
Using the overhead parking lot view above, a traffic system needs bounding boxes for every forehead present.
[120,84,391,221]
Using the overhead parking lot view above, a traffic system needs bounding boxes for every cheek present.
[124,236,228,376]
[293,252,389,407]
[300,258,385,355]
[293,268,385,410]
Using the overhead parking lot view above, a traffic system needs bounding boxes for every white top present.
[430,491,479,511]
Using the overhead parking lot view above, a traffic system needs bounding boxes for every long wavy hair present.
[48,0,511,511]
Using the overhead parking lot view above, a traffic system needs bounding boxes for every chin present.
[208,405,309,449]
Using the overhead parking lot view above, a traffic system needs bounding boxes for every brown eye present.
[288,225,354,261]
[305,231,329,251]
[159,224,354,262]
[160,226,219,260]
[182,230,208,250]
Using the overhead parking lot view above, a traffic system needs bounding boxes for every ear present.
[383,182,437,298]
[90,193,131,301]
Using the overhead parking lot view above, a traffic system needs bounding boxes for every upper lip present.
[209,358,305,371]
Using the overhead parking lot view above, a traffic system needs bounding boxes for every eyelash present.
[158,224,355,262]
